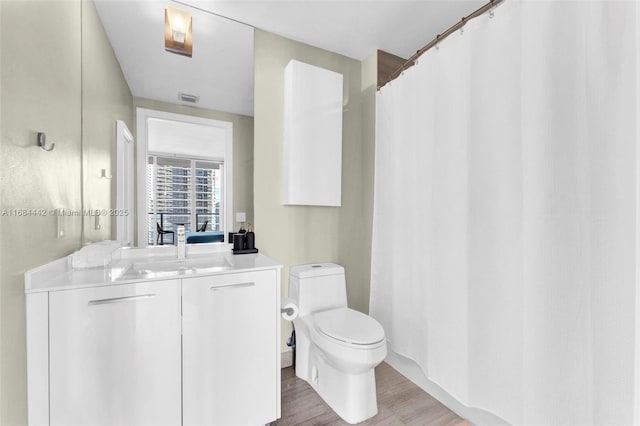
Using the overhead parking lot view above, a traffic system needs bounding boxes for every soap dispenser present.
[245,225,255,250]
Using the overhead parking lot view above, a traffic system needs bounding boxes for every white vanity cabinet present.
[48,280,182,426]
[182,270,279,426]
[25,251,282,426]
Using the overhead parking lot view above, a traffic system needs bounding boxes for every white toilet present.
[289,263,387,424]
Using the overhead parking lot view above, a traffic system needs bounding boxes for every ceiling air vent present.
[178,93,199,104]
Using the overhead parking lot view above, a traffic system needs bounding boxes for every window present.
[147,156,223,245]
[137,108,233,247]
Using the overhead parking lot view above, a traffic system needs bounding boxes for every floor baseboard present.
[385,350,508,426]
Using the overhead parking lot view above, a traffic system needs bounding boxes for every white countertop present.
[25,244,282,293]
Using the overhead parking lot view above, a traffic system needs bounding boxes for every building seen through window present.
[147,156,222,245]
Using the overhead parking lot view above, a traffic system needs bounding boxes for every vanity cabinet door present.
[49,280,182,426]
[182,270,278,426]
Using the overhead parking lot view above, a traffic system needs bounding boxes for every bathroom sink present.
[121,255,233,279]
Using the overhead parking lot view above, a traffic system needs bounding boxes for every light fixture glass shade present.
[165,7,193,57]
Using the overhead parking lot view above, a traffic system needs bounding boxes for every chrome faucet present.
[176,225,186,259]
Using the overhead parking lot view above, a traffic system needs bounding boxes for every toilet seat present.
[313,308,385,346]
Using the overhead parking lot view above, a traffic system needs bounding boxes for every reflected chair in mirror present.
[197,220,209,232]
[156,222,175,245]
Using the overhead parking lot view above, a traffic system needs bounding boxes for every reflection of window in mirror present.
[147,157,223,245]
[136,108,233,247]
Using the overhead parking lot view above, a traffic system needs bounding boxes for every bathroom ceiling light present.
[165,6,193,57]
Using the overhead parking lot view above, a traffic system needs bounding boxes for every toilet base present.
[301,350,378,424]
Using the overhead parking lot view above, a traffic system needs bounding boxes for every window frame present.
[136,108,233,247]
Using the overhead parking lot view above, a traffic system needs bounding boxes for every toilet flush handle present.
[281,307,295,316]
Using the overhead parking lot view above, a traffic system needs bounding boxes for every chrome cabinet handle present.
[210,282,255,291]
[88,294,156,306]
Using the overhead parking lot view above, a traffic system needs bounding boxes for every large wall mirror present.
[85,0,254,247]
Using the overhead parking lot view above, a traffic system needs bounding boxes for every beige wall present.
[83,0,134,243]
[254,29,376,352]
[359,51,378,315]
[133,98,254,232]
[0,1,132,423]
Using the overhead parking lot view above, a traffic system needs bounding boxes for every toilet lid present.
[313,308,385,345]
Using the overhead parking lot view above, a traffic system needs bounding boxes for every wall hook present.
[36,132,55,151]
[100,169,112,179]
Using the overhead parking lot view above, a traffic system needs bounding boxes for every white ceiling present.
[94,0,255,116]
[95,0,484,117]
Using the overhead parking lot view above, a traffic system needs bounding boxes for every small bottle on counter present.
[245,225,255,250]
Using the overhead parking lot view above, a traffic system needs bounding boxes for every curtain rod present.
[380,0,506,90]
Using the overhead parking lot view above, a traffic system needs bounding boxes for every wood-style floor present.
[275,362,469,426]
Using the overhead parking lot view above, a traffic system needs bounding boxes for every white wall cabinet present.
[26,259,281,426]
[283,59,344,206]
[182,270,279,425]
[49,280,182,426]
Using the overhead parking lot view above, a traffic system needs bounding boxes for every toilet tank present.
[289,263,347,317]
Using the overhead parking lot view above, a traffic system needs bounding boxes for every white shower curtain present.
[370,1,638,424]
